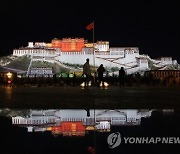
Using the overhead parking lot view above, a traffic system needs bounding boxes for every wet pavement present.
[0,86,180,109]
[0,108,180,154]
[1,86,180,154]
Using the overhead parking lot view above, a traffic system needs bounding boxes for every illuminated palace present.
[13,38,178,74]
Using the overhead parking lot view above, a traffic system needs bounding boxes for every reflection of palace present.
[12,109,154,136]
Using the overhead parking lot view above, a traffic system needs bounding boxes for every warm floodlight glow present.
[86,126,95,130]
[100,81,109,87]
[46,127,52,131]
[104,82,109,87]
[80,81,91,87]
[7,80,11,84]
[88,81,91,86]
[80,82,85,87]
[7,72,12,78]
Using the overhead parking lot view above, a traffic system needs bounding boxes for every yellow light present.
[86,126,95,130]
[46,43,52,47]
[80,82,85,87]
[104,82,109,87]
[80,81,91,87]
[46,127,52,131]
[100,82,109,87]
[7,72,12,79]
[88,81,91,86]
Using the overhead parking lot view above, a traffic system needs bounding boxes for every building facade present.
[145,70,180,85]
[13,42,57,57]
[29,67,53,77]
[12,38,179,75]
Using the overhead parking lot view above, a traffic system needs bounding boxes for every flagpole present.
[92,20,96,152]
[93,21,95,73]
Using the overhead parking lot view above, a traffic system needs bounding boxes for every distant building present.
[28,67,53,77]
[51,38,62,48]
[61,38,85,52]
[94,41,109,52]
[13,42,57,57]
[12,38,179,74]
[160,57,173,65]
[145,70,180,85]
[136,57,149,69]
[84,43,93,48]
[145,70,180,79]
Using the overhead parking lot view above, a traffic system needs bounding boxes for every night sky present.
[1,0,179,62]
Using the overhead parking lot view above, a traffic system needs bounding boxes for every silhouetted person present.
[112,72,115,85]
[135,72,141,87]
[59,73,64,86]
[53,74,57,84]
[94,72,98,85]
[85,108,90,117]
[72,72,76,86]
[119,67,126,87]
[83,58,91,86]
[67,73,70,85]
[97,64,105,86]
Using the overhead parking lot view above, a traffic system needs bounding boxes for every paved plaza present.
[0,86,180,109]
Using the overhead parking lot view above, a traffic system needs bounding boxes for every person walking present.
[119,67,126,87]
[83,58,91,86]
[97,64,105,86]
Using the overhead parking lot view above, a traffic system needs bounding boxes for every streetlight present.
[99,81,109,87]
[6,72,13,85]
[7,72,12,79]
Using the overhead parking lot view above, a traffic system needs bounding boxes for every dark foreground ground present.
[1,86,180,154]
[0,86,180,109]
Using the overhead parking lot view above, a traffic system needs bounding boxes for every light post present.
[6,72,12,85]
[7,72,12,79]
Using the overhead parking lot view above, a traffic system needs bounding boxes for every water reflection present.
[0,109,174,137]
[5,86,12,100]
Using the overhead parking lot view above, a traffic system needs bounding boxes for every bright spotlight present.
[104,82,109,87]
[80,82,85,87]
[100,81,109,87]
[7,72,12,79]
[88,81,91,86]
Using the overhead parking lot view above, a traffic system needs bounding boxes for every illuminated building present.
[29,67,53,77]
[52,38,61,48]
[159,57,173,65]
[61,38,85,52]
[46,43,52,48]
[84,43,94,47]
[145,70,180,79]
[94,41,109,52]
[12,38,179,75]
[145,70,180,85]
[13,42,58,58]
